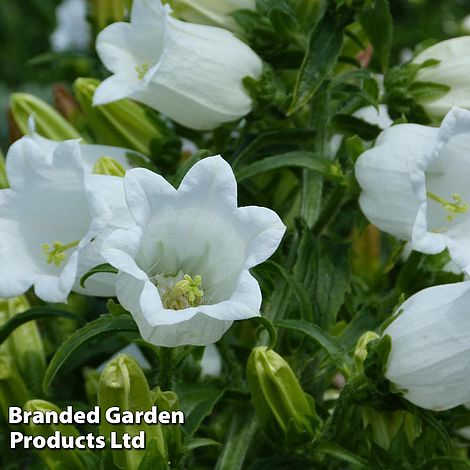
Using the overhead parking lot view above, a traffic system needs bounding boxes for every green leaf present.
[316,443,367,468]
[185,438,221,451]
[236,151,342,182]
[360,0,393,72]
[43,314,138,392]
[332,114,382,140]
[80,263,118,288]
[215,407,258,470]
[232,129,315,170]
[262,261,313,322]
[294,230,351,329]
[175,383,226,437]
[275,319,351,374]
[289,13,345,114]
[409,81,450,102]
[0,307,83,345]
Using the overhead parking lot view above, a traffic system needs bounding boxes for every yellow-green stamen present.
[162,274,204,311]
[135,63,150,80]
[41,240,80,267]
[427,191,469,221]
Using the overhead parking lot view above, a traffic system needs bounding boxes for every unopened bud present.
[167,0,255,32]
[354,331,380,373]
[89,0,131,33]
[93,156,126,177]
[98,354,166,469]
[0,297,46,396]
[0,353,29,421]
[0,149,7,189]
[74,78,164,155]
[24,400,87,470]
[10,93,81,141]
[152,388,183,461]
[247,346,320,443]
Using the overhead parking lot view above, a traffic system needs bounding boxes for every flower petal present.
[385,281,470,410]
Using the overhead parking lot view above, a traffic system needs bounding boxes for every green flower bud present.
[73,78,163,156]
[361,407,422,450]
[0,353,29,421]
[166,0,255,32]
[0,297,46,396]
[247,346,320,443]
[93,156,126,177]
[24,400,88,470]
[98,354,166,469]
[354,330,380,373]
[0,149,8,189]
[9,93,81,141]
[151,388,183,462]
[89,0,131,33]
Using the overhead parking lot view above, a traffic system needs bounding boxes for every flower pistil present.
[41,240,80,267]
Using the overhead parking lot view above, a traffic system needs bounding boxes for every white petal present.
[356,123,438,240]
[124,168,177,227]
[93,73,143,106]
[235,206,286,269]
[385,281,470,410]
[96,22,139,74]
[177,156,237,213]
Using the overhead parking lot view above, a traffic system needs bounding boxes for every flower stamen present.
[162,274,204,310]
[135,63,150,80]
[427,191,469,221]
[41,240,80,267]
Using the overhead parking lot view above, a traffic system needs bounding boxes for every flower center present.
[151,272,204,310]
[41,240,80,267]
[135,63,150,80]
[427,191,469,221]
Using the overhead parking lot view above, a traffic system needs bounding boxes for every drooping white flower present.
[94,0,262,130]
[168,0,255,31]
[0,138,111,302]
[26,124,139,297]
[356,106,470,274]
[384,281,470,411]
[412,37,470,120]
[101,156,286,347]
[51,0,91,52]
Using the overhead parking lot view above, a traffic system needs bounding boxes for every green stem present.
[158,347,173,391]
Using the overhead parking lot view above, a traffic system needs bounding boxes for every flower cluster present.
[357,103,470,409]
[0,135,284,345]
[0,0,285,347]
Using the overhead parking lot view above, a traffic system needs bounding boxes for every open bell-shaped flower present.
[384,281,470,411]
[0,138,108,302]
[101,156,285,346]
[0,136,134,302]
[356,106,470,274]
[94,0,262,130]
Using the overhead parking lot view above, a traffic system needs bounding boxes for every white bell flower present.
[0,137,115,302]
[384,281,470,410]
[26,125,138,297]
[356,106,470,274]
[101,156,286,346]
[413,37,470,120]
[94,0,262,130]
